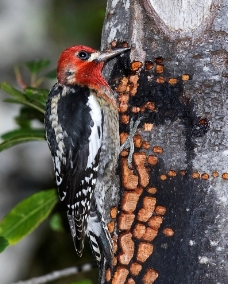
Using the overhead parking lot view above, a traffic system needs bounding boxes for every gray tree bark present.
[101,0,228,283]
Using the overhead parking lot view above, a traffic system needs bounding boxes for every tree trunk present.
[101,0,228,283]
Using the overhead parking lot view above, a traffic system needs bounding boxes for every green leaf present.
[24,87,48,106]
[3,98,45,114]
[0,129,45,152]
[1,82,45,113]
[25,59,50,75]
[14,106,44,128]
[0,82,25,100]
[71,280,93,284]
[1,128,45,141]
[0,236,9,253]
[49,213,64,232]
[0,189,58,245]
[3,98,24,104]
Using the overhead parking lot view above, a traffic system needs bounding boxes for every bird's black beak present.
[95,47,130,62]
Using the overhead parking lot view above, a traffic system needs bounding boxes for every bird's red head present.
[57,45,107,90]
[57,45,130,90]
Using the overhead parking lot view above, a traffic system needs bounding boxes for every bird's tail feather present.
[67,213,86,257]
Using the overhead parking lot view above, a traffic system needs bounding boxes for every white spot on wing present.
[82,188,88,196]
[85,177,90,183]
[60,191,66,201]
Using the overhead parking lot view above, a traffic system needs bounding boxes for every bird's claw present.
[120,117,143,168]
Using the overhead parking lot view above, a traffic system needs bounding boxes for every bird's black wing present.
[45,84,102,255]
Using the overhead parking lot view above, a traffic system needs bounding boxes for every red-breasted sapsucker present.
[44,45,129,275]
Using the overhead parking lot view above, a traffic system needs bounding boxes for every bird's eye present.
[77,51,90,60]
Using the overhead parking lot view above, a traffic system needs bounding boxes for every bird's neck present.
[76,62,109,91]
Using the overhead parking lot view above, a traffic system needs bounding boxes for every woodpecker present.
[44,45,129,274]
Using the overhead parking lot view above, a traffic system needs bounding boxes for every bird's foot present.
[120,117,143,167]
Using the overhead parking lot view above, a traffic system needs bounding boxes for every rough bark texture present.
[101,0,228,283]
